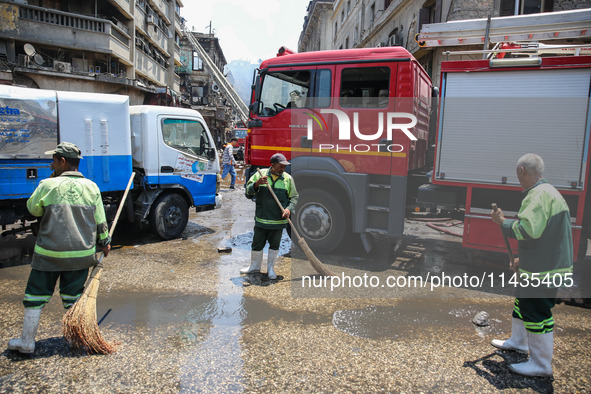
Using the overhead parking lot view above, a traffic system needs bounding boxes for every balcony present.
[0,2,131,64]
[135,50,167,86]
[109,0,133,19]
[150,0,171,22]
[145,21,171,56]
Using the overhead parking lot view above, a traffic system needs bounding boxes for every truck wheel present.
[150,194,189,240]
[294,189,346,253]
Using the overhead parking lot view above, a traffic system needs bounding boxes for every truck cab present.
[130,106,220,239]
[246,47,432,253]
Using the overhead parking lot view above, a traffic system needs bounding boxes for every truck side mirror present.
[206,148,216,161]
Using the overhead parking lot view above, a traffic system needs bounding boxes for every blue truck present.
[0,85,221,239]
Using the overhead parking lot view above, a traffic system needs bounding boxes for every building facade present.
[298,0,591,86]
[0,0,183,104]
[177,32,234,148]
[299,0,335,52]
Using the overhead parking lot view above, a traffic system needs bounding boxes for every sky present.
[180,0,311,64]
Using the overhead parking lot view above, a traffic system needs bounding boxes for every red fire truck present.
[233,127,247,161]
[246,47,433,253]
[419,53,591,259]
[246,46,591,259]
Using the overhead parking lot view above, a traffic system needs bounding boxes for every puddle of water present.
[333,299,509,340]
[225,231,291,256]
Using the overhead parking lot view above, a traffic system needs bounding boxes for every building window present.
[419,0,440,33]
[193,52,203,70]
[499,0,553,16]
[384,0,392,9]
[370,4,376,25]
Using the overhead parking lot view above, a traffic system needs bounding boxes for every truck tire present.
[294,189,346,253]
[149,193,189,240]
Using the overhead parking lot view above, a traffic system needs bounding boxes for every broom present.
[492,203,516,271]
[63,172,135,354]
[256,169,334,276]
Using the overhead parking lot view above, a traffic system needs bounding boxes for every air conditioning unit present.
[389,34,402,46]
[147,15,155,24]
[53,61,72,73]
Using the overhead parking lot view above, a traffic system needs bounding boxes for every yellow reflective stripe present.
[24,294,52,301]
[511,221,525,240]
[99,231,109,240]
[250,145,407,157]
[519,267,573,278]
[256,218,288,225]
[524,317,554,329]
[60,293,82,301]
[34,244,96,258]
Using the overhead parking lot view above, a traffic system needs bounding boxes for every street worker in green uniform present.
[8,142,111,354]
[491,153,573,378]
[241,153,298,280]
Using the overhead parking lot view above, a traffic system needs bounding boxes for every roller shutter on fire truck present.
[435,67,591,188]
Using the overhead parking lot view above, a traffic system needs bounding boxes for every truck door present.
[332,63,397,176]
[157,116,217,206]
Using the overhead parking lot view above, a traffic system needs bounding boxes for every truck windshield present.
[235,129,247,138]
[162,118,212,158]
[259,70,310,117]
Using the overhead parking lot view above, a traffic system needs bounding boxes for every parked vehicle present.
[233,127,247,161]
[418,53,591,258]
[246,46,591,259]
[246,47,433,253]
[0,85,221,239]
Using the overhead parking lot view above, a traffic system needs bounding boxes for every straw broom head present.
[63,267,116,354]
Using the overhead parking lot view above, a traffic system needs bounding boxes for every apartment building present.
[0,0,184,105]
[177,32,233,148]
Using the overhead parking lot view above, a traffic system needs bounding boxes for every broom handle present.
[85,172,136,287]
[256,169,302,240]
[492,203,514,266]
[109,172,136,238]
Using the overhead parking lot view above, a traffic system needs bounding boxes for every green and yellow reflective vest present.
[246,168,299,230]
[501,180,573,282]
[27,171,111,271]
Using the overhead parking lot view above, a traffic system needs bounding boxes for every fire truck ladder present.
[182,26,249,125]
[441,42,591,59]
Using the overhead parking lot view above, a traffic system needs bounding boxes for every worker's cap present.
[45,141,83,159]
[270,153,290,165]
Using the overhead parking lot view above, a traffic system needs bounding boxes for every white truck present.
[0,85,221,239]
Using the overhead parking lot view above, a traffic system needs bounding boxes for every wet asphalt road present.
[1,177,590,393]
